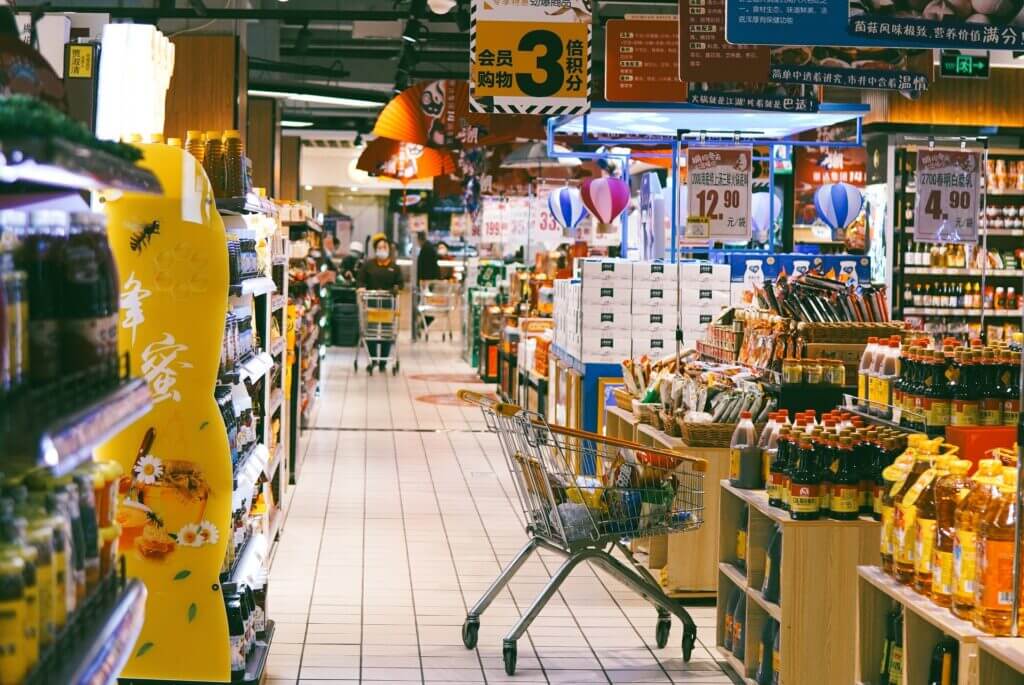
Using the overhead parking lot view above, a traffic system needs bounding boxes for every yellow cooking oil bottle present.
[951,459,1004,621]
[892,438,940,584]
[912,455,953,595]
[880,451,917,575]
[0,512,28,684]
[974,468,1018,634]
[930,459,972,608]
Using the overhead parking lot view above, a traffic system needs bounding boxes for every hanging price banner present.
[479,196,507,245]
[683,146,753,244]
[505,196,530,247]
[914,148,982,245]
[533,189,565,249]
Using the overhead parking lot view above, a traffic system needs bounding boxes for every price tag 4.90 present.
[914,148,982,245]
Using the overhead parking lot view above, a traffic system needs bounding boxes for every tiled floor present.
[266,339,737,684]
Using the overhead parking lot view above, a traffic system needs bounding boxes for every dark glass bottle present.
[980,349,1003,426]
[815,429,834,518]
[830,436,860,520]
[736,504,748,572]
[18,210,67,384]
[731,594,746,659]
[923,350,952,435]
[762,525,782,603]
[951,351,980,426]
[768,427,791,509]
[756,620,775,685]
[789,437,821,521]
[1001,348,1020,426]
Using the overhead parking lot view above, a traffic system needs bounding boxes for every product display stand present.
[978,638,1024,684]
[857,565,982,685]
[551,345,621,436]
[719,480,880,684]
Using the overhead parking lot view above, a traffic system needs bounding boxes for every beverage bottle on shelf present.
[17,210,68,384]
[732,593,747,658]
[922,349,953,434]
[789,436,822,521]
[830,436,860,521]
[736,504,748,572]
[980,349,1003,426]
[768,426,792,509]
[879,605,900,684]
[912,283,923,307]
[185,130,206,163]
[888,607,904,685]
[1000,348,1020,425]
[203,130,226,197]
[0,510,27,684]
[859,337,879,402]
[951,351,981,426]
[723,585,741,651]
[762,524,782,603]
[903,281,913,309]
[759,412,782,489]
[60,212,117,377]
[973,468,1018,634]
[893,346,912,418]
[771,619,781,685]
[951,458,1003,621]
[931,459,972,608]
[856,432,876,515]
[813,428,834,517]
[928,638,958,685]
[893,449,934,584]
[913,456,950,595]
[223,129,246,198]
[756,620,776,685]
[729,411,762,489]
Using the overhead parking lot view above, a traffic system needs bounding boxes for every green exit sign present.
[940,52,990,79]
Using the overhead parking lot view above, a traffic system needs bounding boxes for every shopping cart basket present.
[416,279,460,342]
[355,289,400,375]
[457,390,706,675]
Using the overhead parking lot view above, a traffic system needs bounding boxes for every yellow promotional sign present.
[66,44,93,78]
[97,143,232,682]
[470,0,591,115]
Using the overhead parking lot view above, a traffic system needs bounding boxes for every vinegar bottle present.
[974,469,1018,634]
[951,459,1004,621]
[931,459,972,608]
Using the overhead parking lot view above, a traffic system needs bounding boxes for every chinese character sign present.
[683,147,753,244]
[914,148,982,245]
[604,18,686,102]
[470,0,592,114]
[479,196,508,245]
[534,189,566,249]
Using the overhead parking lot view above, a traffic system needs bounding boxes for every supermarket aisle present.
[266,340,736,684]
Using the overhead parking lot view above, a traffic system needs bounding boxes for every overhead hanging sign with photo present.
[847,6,1024,49]
[725,0,908,46]
[683,146,753,244]
[469,0,592,115]
[914,148,983,245]
[604,17,687,102]
[679,0,769,82]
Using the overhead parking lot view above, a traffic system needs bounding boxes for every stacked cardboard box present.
[678,261,731,346]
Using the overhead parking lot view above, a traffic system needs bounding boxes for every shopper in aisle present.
[416,231,441,282]
[356,234,402,368]
[340,240,364,283]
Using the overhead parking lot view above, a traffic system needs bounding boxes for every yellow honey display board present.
[97,143,232,682]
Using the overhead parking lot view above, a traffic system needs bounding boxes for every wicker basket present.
[660,410,681,437]
[677,420,766,447]
[632,400,660,426]
[613,387,635,412]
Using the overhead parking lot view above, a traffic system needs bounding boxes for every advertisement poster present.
[793,146,867,227]
[684,146,753,244]
[768,47,931,93]
[678,0,769,82]
[914,148,982,244]
[470,0,592,115]
[605,17,687,102]
[848,4,1024,49]
[725,0,908,46]
[687,82,819,111]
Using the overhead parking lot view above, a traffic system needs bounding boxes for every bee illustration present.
[130,220,160,254]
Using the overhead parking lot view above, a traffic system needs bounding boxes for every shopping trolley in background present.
[355,289,400,375]
[457,390,705,676]
[416,279,460,341]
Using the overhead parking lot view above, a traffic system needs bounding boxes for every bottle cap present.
[740,411,752,419]
[206,130,223,140]
[978,459,1002,477]
[224,129,241,138]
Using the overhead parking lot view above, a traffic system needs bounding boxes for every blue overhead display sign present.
[725,0,907,46]
[847,14,1024,50]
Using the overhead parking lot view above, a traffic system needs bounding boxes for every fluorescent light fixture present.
[350,186,360,191]
[248,89,382,108]
[281,120,314,127]
[304,184,314,191]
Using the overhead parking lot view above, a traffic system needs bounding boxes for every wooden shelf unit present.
[857,565,988,685]
[718,480,880,684]
[978,638,1024,685]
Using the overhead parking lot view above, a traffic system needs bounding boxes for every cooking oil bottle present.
[893,447,935,584]
[931,459,972,608]
[974,468,1018,634]
[912,456,952,595]
[880,451,916,575]
[952,459,1003,621]
[0,512,28,684]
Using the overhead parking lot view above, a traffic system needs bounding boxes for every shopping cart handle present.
[457,389,521,417]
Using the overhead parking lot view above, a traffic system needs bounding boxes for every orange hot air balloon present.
[356,137,456,182]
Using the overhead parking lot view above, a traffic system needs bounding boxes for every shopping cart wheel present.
[367,364,374,376]
[656,617,671,648]
[461,617,479,649]
[502,640,517,675]
[682,628,696,662]
[353,359,359,371]
[392,364,399,376]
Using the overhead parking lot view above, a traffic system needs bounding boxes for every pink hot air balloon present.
[581,177,630,224]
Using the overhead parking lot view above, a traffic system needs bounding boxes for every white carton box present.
[632,261,678,285]
[580,335,630,363]
[632,310,677,332]
[632,285,677,307]
[678,261,731,285]
[581,283,632,305]
[579,258,632,284]
[681,311,717,330]
[681,328,709,344]
[680,287,730,308]
[632,336,673,359]
[581,304,632,330]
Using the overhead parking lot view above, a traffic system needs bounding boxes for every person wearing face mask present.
[356,234,403,368]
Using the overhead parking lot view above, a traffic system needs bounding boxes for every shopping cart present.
[457,390,705,675]
[355,289,400,375]
[416,279,460,342]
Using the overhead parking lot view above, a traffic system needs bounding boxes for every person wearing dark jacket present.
[356,235,402,369]
[416,232,441,281]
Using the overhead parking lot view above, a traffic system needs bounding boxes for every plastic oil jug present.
[912,456,952,595]
[931,459,972,609]
[951,458,1003,621]
[974,468,1018,635]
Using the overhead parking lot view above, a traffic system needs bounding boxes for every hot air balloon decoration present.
[814,182,864,240]
[547,186,586,233]
[581,177,630,226]
[751,189,784,244]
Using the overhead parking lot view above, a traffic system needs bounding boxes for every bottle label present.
[831,485,859,513]
[724,615,733,645]
[902,470,935,507]
[881,505,895,556]
[737,531,747,563]
[729,449,741,481]
[772,647,781,679]
[820,482,831,511]
[790,484,820,514]
[915,518,936,575]
[36,562,54,645]
[769,472,787,503]
[894,503,918,565]
[980,539,1015,610]
[858,372,868,401]
[873,486,884,516]
[923,398,951,428]
[1003,400,1019,426]
[981,399,1002,426]
[951,400,980,426]
[953,530,976,600]
[888,645,903,683]
[781,476,790,507]
[933,550,954,597]
[762,451,771,487]
[733,617,742,646]
[0,598,26,683]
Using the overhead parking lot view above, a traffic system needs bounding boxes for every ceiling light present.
[248,89,383,108]
[402,18,422,43]
[304,185,314,191]
[350,186,360,191]
[281,120,314,127]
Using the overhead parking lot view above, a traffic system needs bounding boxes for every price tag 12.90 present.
[914,148,982,245]
[683,146,753,245]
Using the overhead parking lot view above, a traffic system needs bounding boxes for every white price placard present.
[683,146,752,244]
[479,196,506,245]
[914,148,982,245]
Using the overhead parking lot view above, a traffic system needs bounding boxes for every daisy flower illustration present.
[197,520,219,546]
[134,455,164,485]
[177,523,201,547]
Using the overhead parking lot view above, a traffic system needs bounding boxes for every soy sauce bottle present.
[768,426,791,509]
[736,504,748,573]
[789,436,821,521]
[732,594,746,659]
[19,210,67,384]
[830,436,861,520]
[756,620,776,685]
